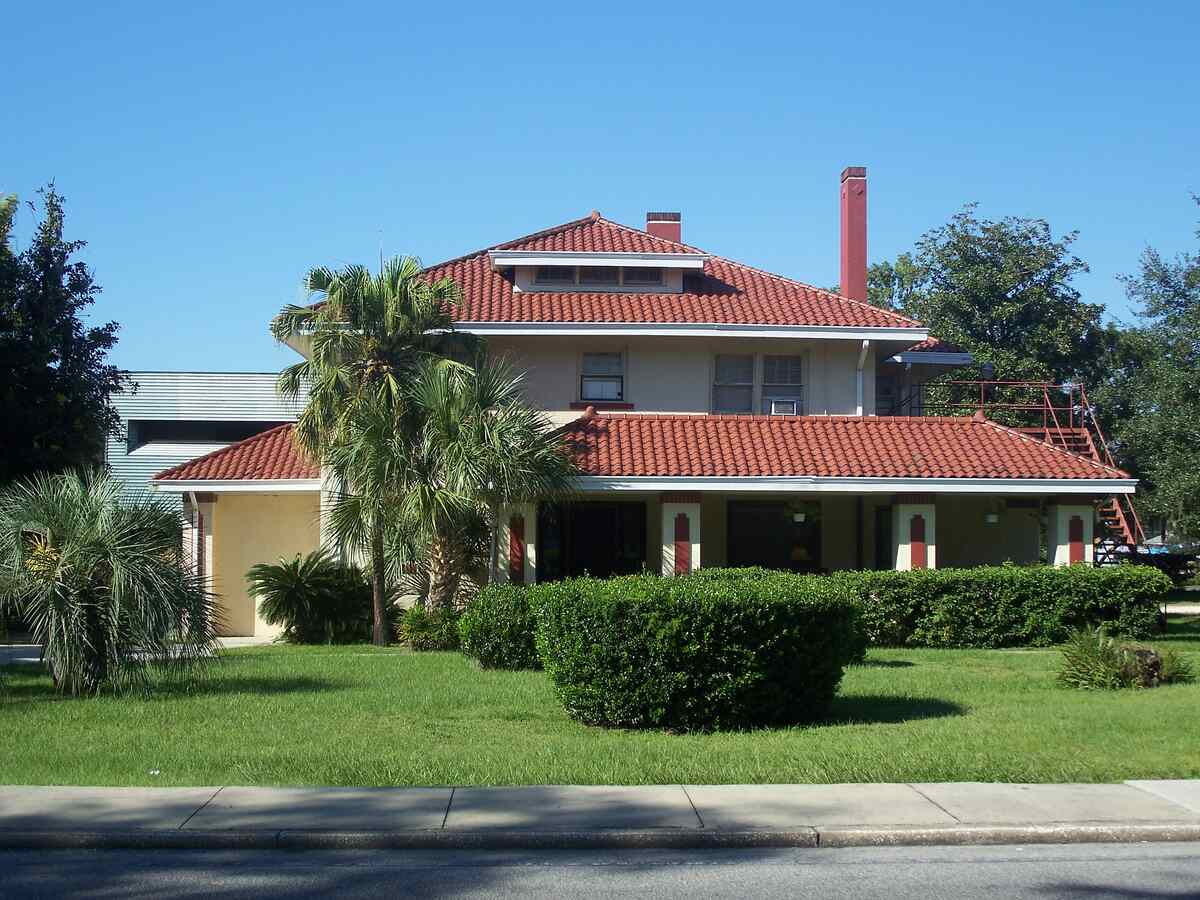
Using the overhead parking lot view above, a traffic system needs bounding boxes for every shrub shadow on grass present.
[852,659,915,668]
[826,694,963,725]
[0,669,340,704]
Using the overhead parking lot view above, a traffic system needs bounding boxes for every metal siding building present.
[107,372,306,504]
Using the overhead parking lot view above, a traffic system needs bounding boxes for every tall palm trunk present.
[427,532,462,612]
[369,516,389,646]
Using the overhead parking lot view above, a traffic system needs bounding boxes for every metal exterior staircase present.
[899,379,1144,564]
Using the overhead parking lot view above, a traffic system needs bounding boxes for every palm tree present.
[271,257,476,645]
[0,469,219,696]
[326,358,577,612]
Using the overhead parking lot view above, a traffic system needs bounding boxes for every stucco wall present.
[211,492,321,637]
[487,336,882,423]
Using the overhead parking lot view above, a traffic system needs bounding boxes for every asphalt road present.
[2,842,1200,899]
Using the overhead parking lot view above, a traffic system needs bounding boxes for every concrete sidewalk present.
[1,781,1198,850]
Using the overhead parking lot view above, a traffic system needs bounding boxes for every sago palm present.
[271,256,477,644]
[0,469,219,695]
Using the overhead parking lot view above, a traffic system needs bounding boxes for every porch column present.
[183,494,217,591]
[498,503,538,584]
[1047,503,1094,566]
[892,499,936,570]
[319,464,337,551]
[661,495,701,576]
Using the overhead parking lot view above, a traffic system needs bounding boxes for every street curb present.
[1,822,1199,851]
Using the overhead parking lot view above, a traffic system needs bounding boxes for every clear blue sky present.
[5,0,1197,372]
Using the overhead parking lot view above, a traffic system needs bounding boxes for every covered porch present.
[496,491,1103,582]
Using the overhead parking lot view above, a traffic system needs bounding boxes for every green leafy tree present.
[325,358,577,613]
[271,257,476,645]
[0,469,219,695]
[869,206,1108,385]
[1100,199,1200,542]
[0,187,130,483]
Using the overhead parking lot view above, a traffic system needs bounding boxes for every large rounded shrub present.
[534,573,861,731]
[459,584,542,669]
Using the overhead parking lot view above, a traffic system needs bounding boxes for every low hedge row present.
[833,565,1168,648]
[532,574,862,731]
[459,564,1169,670]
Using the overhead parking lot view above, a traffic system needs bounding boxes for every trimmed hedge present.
[397,606,462,651]
[832,564,1168,648]
[533,573,861,731]
[459,584,542,670]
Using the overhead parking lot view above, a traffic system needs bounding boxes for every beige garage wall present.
[211,492,321,637]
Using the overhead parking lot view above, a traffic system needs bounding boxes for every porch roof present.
[150,412,1135,494]
[152,424,318,484]
[561,410,1132,482]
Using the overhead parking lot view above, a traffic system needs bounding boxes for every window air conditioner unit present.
[768,399,799,416]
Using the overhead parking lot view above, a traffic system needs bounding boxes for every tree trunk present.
[369,517,389,646]
[427,532,462,612]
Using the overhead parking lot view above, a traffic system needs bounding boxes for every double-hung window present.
[581,352,624,402]
[713,354,754,413]
[762,355,804,414]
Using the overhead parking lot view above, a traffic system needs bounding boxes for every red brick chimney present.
[646,211,681,244]
[839,167,867,302]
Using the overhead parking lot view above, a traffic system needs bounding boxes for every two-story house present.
[152,168,1139,637]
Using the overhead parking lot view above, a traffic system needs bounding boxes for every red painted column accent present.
[840,166,868,302]
[910,514,927,569]
[1068,515,1084,565]
[673,513,691,575]
[509,515,525,584]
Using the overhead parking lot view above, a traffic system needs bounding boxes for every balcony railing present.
[886,379,1145,548]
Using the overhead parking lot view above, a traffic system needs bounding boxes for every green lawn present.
[2,617,1198,787]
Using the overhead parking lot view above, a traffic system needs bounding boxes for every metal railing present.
[889,379,1145,548]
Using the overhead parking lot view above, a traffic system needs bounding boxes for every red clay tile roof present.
[153,424,318,482]
[560,412,1130,480]
[426,213,923,330]
[493,211,706,255]
[152,414,1130,484]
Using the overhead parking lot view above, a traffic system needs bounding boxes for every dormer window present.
[579,266,619,286]
[535,265,574,284]
[622,267,663,285]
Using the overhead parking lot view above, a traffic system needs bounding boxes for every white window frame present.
[761,354,805,415]
[712,353,755,414]
[580,351,626,402]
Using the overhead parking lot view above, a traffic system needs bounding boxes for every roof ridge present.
[152,423,299,481]
[423,213,603,273]
[973,418,1128,477]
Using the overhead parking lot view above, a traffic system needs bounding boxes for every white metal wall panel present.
[107,372,308,504]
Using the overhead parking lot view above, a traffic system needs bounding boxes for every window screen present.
[581,352,624,401]
[622,267,663,285]
[762,354,803,414]
[579,266,619,285]
[534,266,575,283]
[713,354,753,413]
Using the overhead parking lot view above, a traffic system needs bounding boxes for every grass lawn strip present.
[1,616,1197,787]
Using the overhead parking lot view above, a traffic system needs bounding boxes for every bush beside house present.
[458,584,542,669]
[526,574,862,731]
[248,550,394,644]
